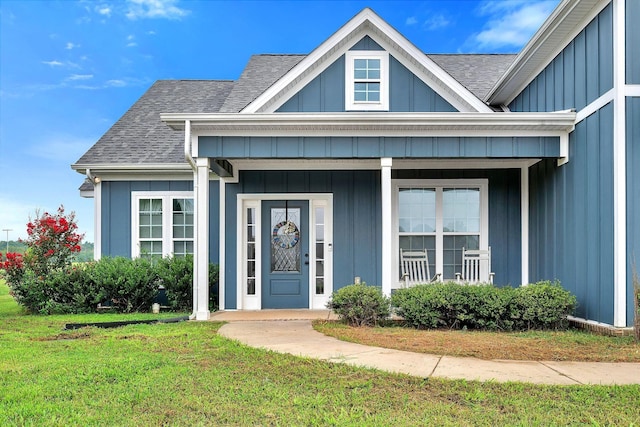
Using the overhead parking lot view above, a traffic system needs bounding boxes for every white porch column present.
[194,157,210,320]
[521,166,529,286]
[612,0,627,327]
[381,158,393,297]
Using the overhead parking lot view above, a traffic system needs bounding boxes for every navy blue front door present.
[261,200,309,308]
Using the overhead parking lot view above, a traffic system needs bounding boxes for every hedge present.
[6,256,219,314]
[391,281,576,331]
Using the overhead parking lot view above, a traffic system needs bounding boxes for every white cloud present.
[406,16,418,26]
[96,5,112,17]
[126,34,137,47]
[125,0,190,20]
[67,74,93,81]
[467,1,558,51]
[42,60,64,67]
[423,14,450,31]
[66,42,80,50]
[42,60,81,69]
[147,30,156,35]
[105,79,127,87]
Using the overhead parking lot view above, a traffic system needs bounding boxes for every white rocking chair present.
[400,248,441,287]
[455,247,495,284]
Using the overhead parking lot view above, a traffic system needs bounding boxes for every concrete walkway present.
[214,311,640,385]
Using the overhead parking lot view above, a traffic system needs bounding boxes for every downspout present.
[84,168,95,184]
[184,120,198,320]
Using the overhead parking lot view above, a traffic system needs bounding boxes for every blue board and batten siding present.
[199,136,560,159]
[100,180,220,262]
[509,3,613,113]
[277,36,456,113]
[223,170,382,309]
[510,3,621,324]
[627,98,640,323]
[529,104,615,324]
[627,0,640,84]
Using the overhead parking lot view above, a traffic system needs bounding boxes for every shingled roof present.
[74,53,515,168]
[73,80,234,166]
[428,54,517,101]
[220,54,305,113]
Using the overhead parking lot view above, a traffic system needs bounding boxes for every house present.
[72,0,639,329]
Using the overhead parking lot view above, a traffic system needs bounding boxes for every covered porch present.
[161,111,576,319]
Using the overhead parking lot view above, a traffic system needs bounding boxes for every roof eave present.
[486,0,608,106]
[161,111,577,135]
[71,163,191,175]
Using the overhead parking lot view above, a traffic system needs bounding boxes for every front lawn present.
[313,321,640,362]
[1,280,639,426]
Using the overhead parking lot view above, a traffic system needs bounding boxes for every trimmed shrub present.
[327,283,390,326]
[156,255,193,310]
[8,270,51,314]
[392,281,575,331]
[7,265,102,314]
[41,264,102,314]
[391,282,514,330]
[156,255,219,311]
[90,257,159,313]
[511,281,577,330]
[390,283,444,329]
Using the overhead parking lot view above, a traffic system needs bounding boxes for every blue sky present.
[0,0,558,243]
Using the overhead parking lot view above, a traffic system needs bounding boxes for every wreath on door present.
[272,220,300,249]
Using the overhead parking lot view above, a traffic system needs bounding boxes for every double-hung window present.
[395,180,488,282]
[345,51,389,111]
[132,191,194,259]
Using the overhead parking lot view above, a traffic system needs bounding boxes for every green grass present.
[1,280,639,426]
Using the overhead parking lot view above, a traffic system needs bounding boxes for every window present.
[314,206,325,295]
[345,51,389,111]
[395,180,488,282]
[132,192,194,259]
[246,206,256,295]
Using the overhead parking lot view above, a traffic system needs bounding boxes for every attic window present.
[345,51,389,111]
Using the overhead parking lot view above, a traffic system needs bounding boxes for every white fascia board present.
[162,111,576,136]
[71,163,193,173]
[241,7,491,114]
[487,0,608,106]
[71,163,217,182]
[231,158,540,172]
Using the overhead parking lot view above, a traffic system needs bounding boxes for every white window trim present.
[392,179,489,287]
[131,191,194,258]
[345,50,389,111]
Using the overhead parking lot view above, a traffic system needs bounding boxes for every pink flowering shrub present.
[23,206,84,277]
[2,206,87,313]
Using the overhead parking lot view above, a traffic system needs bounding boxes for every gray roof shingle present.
[74,80,234,166]
[428,54,516,101]
[220,54,305,113]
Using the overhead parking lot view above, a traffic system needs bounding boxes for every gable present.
[276,45,457,113]
[243,8,492,113]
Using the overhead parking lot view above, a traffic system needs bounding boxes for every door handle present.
[304,253,309,265]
